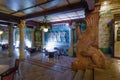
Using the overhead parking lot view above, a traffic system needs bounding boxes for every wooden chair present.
[58,50,63,59]
[14,59,20,75]
[14,59,23,80]
[0,67,16,80]
[44,49,49,61]
[54,47,63,59]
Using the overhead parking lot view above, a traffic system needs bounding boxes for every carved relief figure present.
[71,4,106,71]
[72,23,106,71]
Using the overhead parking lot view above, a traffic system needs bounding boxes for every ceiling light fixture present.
[0,30,3,35]
[103,1,107,5]
[39,16,51,32]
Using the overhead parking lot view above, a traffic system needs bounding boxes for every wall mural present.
[45,31,69,43]
[25,28,32,41]
[0,31,8,44]
[15,29,19,47]
[44,23,70,56]
[34,28,42,47]
[25,28,32,48]
[44,23,70,44]
[14,28,33,48]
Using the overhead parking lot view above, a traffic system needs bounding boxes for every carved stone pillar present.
[17,20,25,61]
[8,24,14,57]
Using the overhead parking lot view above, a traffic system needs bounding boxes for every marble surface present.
[94,56,120,80]
[0,65,9,74]
[0,49,120,80]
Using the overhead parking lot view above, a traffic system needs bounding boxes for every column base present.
[8,52,13,57]
[19,57,25,61]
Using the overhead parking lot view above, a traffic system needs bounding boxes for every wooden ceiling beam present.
[10,0,53,14]
[0,22,11,25]
[26,20,39,27]
[0,12,21,23]
[21,1,88,19]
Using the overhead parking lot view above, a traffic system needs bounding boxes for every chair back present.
[15,59,19,70]
[45,50,49,56]
[58,50,62,56]
[1,67,16,80]
[54,47,58,50]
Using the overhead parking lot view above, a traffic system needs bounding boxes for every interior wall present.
[43,23,70,56]
[34,28,42,47]
[99,0,120,54]
[0,31,8,44]
[98,13,112,54]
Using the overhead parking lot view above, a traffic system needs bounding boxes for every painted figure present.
[60,32,66,42]
[35,31,41,41]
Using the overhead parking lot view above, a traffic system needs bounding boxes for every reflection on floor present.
[0,48,120,80]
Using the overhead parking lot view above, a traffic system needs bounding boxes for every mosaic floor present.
[0,49,120,80]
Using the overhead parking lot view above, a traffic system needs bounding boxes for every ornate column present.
[17,20,25,61]
[32,27,35,47]
[68,28,74,56]
[8,24,14,57]
[42,30,44,49]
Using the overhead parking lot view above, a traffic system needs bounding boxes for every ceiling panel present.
[4,0,36,11]
[0,0,6,6]
[0,6,14,14]
[0,0,82,17]
[54,0,68,7]
[0,0,52,16]
[23,6,43,14]
[41,0,60,9]
[0,0,89,24]
[33,9,85,22]
[35,0,48,4]
[69,0,81,4]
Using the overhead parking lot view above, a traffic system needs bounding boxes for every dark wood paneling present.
[0,22,11,25]
[26,20,39,27]
[0,12,20,23]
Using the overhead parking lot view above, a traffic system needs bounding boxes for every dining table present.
[0,65,9,74]
[47,50,57,58]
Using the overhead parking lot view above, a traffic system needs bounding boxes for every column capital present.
[17,20,26,28]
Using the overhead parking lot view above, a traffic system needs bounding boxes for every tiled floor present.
[0,48,120,80]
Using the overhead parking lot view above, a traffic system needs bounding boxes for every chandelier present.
[39,16,52,32]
